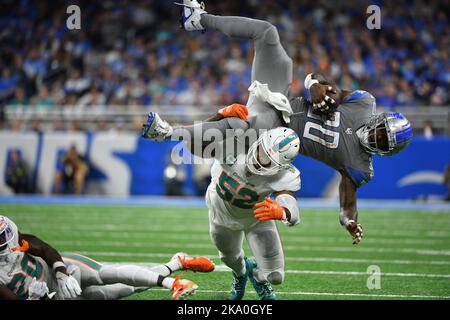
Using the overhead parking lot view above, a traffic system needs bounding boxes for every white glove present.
[56,271,82,299]
[27,277,49,300]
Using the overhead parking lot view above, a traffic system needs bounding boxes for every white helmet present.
[246,127,300,176]
[0,216,15,256]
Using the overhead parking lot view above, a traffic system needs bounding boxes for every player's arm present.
[19,233,68,275]
[254,191,300,227]
[339,174,363,244]
[18,233,82,299]
[211,103,248,121]
[0,284,20,300]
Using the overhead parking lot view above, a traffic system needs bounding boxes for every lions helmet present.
[357,112,413,156]
[246,127,300,176]
[0,216,15,256]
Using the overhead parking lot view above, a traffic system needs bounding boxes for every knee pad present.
[267,271,284,285]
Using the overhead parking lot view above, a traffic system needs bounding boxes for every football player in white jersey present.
[204,127,301,300]
[0,215,214,300]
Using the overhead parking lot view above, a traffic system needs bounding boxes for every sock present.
[162,277,176,290]
[150,258,183,277]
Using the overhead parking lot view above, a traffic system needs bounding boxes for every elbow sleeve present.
[275,193,300,227]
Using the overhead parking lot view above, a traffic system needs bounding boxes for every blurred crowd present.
[0,0,448,119]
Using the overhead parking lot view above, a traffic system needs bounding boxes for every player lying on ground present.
[143,0,414,245]
[0,215,214,300]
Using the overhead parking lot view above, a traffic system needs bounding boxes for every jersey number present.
[7,254,43,299]
[216,172,259,209]
[303,109,341,149]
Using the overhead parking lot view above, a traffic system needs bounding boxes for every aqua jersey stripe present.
[274,134,298,152]
[62,252,102,270]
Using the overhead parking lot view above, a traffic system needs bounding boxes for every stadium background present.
[0,0,449,300]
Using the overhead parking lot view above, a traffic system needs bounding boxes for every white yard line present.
[149,288,450,299]
[65,242,450,256]
[63,248,450,265]
[86,259,450,279]
[26,224,450,239]
[50,235,449,246]
[286,270,450,278]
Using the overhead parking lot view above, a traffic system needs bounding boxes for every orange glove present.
[254,197,286,221]
[218,103,248,121]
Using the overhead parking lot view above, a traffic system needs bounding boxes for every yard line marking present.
[83,257,450,278]
[149,288,450,299]
[285,270,450,278]
[64,242,450,256]
[55,242,450,265]
[199,264,450,279]
[49,235,450,246]
[26,224,450,240]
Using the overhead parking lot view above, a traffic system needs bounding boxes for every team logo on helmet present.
[246,127,300,176]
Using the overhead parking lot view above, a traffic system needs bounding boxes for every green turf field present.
[1,204,449,300]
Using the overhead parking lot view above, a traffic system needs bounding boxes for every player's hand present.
[27,277,49,300]
[218,103,248,121]
[310,83,338,114]
[56,271,82,299]
[254,197,286,221]
[345,220,363,244]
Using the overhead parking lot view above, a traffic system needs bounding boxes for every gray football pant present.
[65,259,175,300]
[170,15,290,154]
[209,219,285,285]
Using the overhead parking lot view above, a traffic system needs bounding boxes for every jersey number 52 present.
[216,172,259,209]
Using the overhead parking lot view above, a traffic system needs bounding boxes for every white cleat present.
[174,0,207,31]
[171,252,189,261]
[142,112,173,142]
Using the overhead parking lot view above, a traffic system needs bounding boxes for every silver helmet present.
[357,112,413,156]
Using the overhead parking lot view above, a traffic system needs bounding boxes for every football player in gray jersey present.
[142,1,413,244]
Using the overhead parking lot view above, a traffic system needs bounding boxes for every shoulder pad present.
[343,90,375,103]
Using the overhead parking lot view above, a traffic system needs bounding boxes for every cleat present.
[246,258,276,300]
[173,252,215,273]
[228,256,251,300]
[171,275,198,300]
[142,112,173,141]
[174,0,207,31]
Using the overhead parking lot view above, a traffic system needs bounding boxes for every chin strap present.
[11,239,29,252]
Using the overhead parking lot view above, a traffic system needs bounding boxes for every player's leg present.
[206,187,249,299]
[246,221,285,285]
[206,185,246,276]
[210,222,246,276]
[244,221,284,300]
[142,112,248,160]
[62,253,198,300]
[179,0,293,94]
[61,252,104,289]
[200,14,293,95]
[79,284,146,300]
[200,6,293,93]
[147,252,215,276]
[210,221,251,300]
